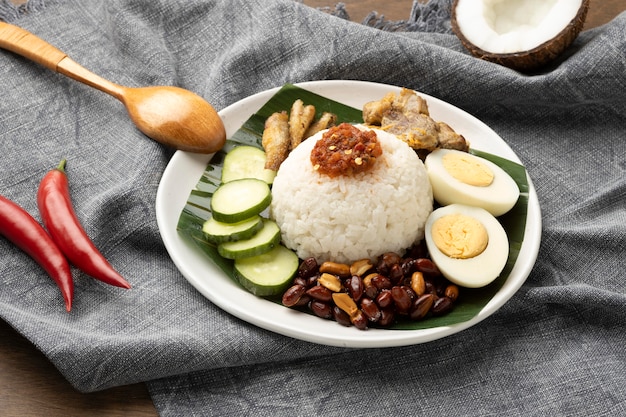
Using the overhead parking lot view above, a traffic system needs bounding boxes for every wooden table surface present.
[1,1,623,416]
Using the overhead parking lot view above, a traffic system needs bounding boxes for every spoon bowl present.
[0,22,226,154]
[121,85,225,153]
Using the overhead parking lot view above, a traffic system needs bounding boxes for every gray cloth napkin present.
[1,0,625,416]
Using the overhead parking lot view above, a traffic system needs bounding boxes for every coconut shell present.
[451,0,590,72]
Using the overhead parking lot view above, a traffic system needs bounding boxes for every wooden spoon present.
[0,22,226,154]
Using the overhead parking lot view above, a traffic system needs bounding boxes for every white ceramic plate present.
[156,80,541,348]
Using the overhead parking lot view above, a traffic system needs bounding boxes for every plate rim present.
[155,80,542,348]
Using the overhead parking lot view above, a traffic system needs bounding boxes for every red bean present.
[310,300,333,319]
[360,298,381,322]
[306,285,333,302]
[297,257,318,280]
[401,258,416,276]
[307,274,319,288]
[375,289,393,309]
[282,284,306,307]
[378,308,395,327]
[391,286,412,315]
[282,246,460,331]
[364,284,379,299]
[351,311,368,330]
[388,263,404,285]
[332,306,352,327]
[376,252,401,274]
[347,275,364,301]
[371,274,392,290]
[410,294,434,320]
[294,294,312,308]
[432,297,453,315]
[415,258,440,275]
[293,276,307,287]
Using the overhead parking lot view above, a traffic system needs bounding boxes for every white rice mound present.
[270,125,433,264]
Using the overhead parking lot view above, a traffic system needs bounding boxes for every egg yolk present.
[431,214,489,259]
[443,153,494,187]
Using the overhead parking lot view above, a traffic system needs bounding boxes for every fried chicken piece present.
[363,88,469,153]
[393,88,430,116]
[363,89,430,126]
[363,92,394,125]
[437,121,469,152]
[303,112,337,139]
[382,110,440,151]
[262,111,290,171]
[289,99,316,150]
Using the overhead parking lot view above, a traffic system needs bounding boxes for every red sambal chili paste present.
[310,123,383,177]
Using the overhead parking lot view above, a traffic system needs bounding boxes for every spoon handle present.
[0,21,66,70]
[0,22,124,99]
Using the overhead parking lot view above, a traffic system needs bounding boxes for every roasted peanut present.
[350,259,373,277]
[319,261,351,277]
[332,292,359,319]
[283,244,460,330]
[410,271,426,297]
[318,273,342,292]
[444,284,460,302]
[362,272,377,287]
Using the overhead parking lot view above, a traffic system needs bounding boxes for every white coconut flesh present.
[454,0,583,54]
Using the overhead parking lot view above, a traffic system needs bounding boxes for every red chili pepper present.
[37,160,131,289]
[0,195,73,311]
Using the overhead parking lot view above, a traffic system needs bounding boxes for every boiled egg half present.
[425,204,509,288]
[424,149,519,217]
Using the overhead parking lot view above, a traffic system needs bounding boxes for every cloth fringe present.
[318,0,453,33]
[2,0,452,33]
[0,0,50,22]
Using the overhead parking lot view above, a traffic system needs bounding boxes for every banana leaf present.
[177,84,529,330]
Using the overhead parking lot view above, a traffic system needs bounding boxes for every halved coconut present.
[451,0,589,71]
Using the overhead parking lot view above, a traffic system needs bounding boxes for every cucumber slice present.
[210,178,271,223]
[221,146,277,184]
[202,215,263,244]
[218,219,280,259]
[234,245,300,296]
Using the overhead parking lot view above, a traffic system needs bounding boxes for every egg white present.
[424,149,520,217]
[425,204,509,288]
